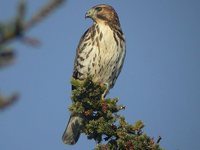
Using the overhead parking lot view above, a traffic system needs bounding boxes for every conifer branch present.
[0,0,66,45]
[0,0,66,109]
[69,77,164,150]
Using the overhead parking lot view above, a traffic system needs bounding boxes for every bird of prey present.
[62,4,126,145]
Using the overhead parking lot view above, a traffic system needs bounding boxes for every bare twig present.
[0,0,66,45]
[24,0,65,31]
[0,47,15,68]
[0,0,66,110]
[156,136,162,144]
[0,93,19,110]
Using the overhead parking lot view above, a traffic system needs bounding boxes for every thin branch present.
[0,0,66,45]
[156,136,162,144]
[24,0,65,31]
[0,93,19,110]
[0,0,66,110]
[0,47,15,68]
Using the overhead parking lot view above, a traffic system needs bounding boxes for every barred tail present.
[62,114,84,145]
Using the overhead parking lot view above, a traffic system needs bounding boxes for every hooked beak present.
[85,12,90,18]
[85,8,95,19]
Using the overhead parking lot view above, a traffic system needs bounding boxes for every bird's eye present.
[95,7,102,12]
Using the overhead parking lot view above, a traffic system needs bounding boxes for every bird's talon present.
[100,82,109,100]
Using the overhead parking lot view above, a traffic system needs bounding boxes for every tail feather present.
[62,114,84,145]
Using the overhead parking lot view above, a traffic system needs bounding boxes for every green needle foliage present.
[69,77,164,150]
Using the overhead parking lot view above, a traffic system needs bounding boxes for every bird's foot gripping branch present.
[68,77,164,150]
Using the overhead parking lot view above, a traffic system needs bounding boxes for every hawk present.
[62,4,126,145]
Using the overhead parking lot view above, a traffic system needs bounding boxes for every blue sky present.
[0,0,200,150]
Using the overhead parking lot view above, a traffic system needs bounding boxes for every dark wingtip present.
[62,136,76,145]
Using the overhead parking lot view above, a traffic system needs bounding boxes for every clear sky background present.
[0,0,200,150]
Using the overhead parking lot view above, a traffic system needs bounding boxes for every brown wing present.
[72,28,90,80]
[72,26,97,90]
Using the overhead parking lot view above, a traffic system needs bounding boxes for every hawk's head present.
[85,4,120,26]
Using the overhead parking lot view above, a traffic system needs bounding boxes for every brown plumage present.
[62,4,126,145]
